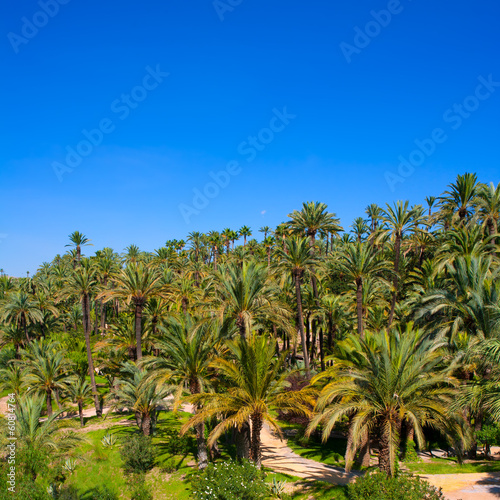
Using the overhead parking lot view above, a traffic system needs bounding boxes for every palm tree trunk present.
[22,314,29,344]
[235,422,251,459]
[319,327,325,371]
[142,414,152,436]
[196,422,208,469]
[251,414,263,468]
[356,429,370,468]
[82,294,102,417]
[378,427,392,475]
[388,234,401,327]
[134,303,143,360]
[356,278,364,338]
[46,390,53,417]
[78,400,84,427]
[294,273,310,378]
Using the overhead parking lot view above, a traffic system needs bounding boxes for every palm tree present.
[108,362,170,435]
[182,335,312,468]
[19,339,72,417]
[0,291,43,343]
[65,231,92,264]
[0,363,24,395]
[277,236,319,378]
[210,261,291,340]
[99,263,162,360]
[0,324,27,357]
[259,226,271,239]
[336,242,391,338]
[365,204,382,234]
[15,394,82,480]
[475,182,500,242]
[239,226,252,246]
[380,201,423,326]
[288,201,343,299]
[58,261,101,416]
[350,217,369,243]
[143,315,221,468]
[307,325,464,475]
[440,172,478,224]
[67,376,93,427]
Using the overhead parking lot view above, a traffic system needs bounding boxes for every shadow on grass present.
[293,480,348,500]
[289,432,347,466]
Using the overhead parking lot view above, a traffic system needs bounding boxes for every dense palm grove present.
[1,172,500,488]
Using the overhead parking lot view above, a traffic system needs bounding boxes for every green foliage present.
[476,423,500,447]
[403,440,420,463]
[161,457,178,473]
[347,471,445,500]
[162,428,194,455]
[191,460,269,500]
[127,474,153,500]
[119,434,156,474]
[101,433,117,448]
[88,485,119,500]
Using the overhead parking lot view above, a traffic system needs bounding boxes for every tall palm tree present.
[19,339,71,417]
[308,325,464,475]
[365,204,381,234]
[65,231,92,264]
[277,236,319,378]
[99,263,162,360]
[259,226,271,239]
[350,217,369,243]
[182,335,312,468]
[210,261,291,340]
[239,226,252,246]
[380,201,423,326]
[288,201,343,299]
[475,182,500,242]
[440,172,478,225]
[336,242,391,338]
[143,315,221,469]
[58,261,101,416]
[0,291,43,343]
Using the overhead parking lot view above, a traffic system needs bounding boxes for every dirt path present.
[260,422,357,485]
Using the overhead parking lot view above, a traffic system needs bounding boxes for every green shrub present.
[127,473,153,500]
[161,457,177,473]
[162,428,194,455]
[120,434,156,474]
[403,440,420,463]
[347,471,445,500]
[88,485,119,500]
[191,460,269,500]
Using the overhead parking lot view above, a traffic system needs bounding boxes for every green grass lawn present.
[65,410,197,499]
[406,457,500,475]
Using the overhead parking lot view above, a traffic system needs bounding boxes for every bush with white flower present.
[191,459,269,500]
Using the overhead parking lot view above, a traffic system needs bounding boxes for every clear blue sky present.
[1,0,499,276]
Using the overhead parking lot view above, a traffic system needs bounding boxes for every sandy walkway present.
[260,422,357,485]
